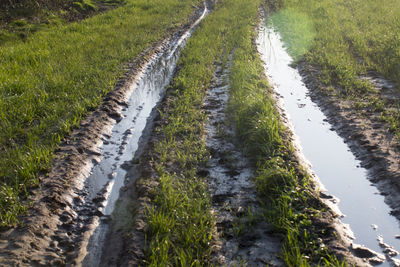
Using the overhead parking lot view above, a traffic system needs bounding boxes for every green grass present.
[0,0,126,45]
[0,0,202,227]
[270,0,400,139]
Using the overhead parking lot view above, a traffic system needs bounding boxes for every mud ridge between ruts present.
[298,61,400,224]
[0,4,206,266]
[203,55,283,266]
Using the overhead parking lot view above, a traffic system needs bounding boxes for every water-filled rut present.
[257,19,400,266]
[76,6,209,266]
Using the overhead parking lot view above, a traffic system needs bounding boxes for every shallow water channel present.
[257,21,400,266]
[78,6,208,266]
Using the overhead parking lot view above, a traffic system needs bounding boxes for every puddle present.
[76,6,208,266]
[257,20,400,266]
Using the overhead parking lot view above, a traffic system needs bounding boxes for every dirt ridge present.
[205,56,283,266]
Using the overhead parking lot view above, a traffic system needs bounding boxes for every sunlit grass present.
[270,8,315,60]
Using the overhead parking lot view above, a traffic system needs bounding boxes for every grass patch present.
[0,0,202,227]
[270,0,400,139]
[0,0,127,45]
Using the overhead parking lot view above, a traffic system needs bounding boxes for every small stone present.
[94,208,104,217]
[50,240,58,248]
[384,247,399,257]
[237,206,244,214]
[92,195,106,204]
[369,256,385,265]
[216,255,226,264]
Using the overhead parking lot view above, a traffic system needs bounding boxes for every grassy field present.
[271,0,400,139]
[0,0,202,227]
[0,0,126,45]
[142,0,343,265]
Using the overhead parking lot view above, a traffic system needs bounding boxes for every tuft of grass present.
[145,173,212,266]
[0,0,202,227]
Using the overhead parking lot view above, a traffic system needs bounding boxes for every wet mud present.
[205,57,283,266]
[0,3,208,266]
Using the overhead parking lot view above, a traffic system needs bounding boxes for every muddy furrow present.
[0,3,208,266]
[205,57,283,266]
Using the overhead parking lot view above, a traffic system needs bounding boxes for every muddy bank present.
[0,3,207,265]
[298,62,400,225]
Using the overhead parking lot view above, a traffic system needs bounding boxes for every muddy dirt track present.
[1,2,400,266]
